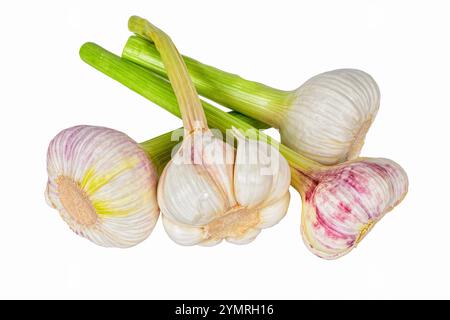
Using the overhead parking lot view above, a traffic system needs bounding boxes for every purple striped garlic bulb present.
[293,158,408,259]
[45,125,159,248]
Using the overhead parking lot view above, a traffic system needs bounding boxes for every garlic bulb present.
[159,130,291,245]
[279,69,379,164]
[128,16,291,246]
[292,158,408,259]
[45,125,159,247]
[122,36,380,164]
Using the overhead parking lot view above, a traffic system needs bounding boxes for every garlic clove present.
[201,132,237,207]
[233,134,275,208]
[280,69,380,165]
[261,148,291,206]
[46,125,159,248]
[300,158,408,259]
[258,192,291,229]
[226,228,261,245]
[157,135,236,226]
[162,214,206,246]
[233,128,291,209]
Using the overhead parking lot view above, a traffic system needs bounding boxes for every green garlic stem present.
[122,35,291,127]
[128,16,207,132]
[79,42,321,174]
[227,111,270,130]
[139,131,177,176]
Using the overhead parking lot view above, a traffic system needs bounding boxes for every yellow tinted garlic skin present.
[45,125,159,248]
[295,158,408,259]
[280,69,380,165]
[158,131,291,246]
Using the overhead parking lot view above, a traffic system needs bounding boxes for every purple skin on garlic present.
[296,158,408,259]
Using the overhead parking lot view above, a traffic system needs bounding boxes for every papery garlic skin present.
[300,158,408,259]
[280,69,380,165]
[45,125,159,248]
[158,131,291,246]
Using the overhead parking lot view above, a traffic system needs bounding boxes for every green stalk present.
[79,42,321,174]
[122,35,291,127]
[139,131,177,176]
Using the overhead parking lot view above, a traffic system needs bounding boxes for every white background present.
[0,0,448,299]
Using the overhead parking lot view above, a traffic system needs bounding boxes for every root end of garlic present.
[57,176,98,226]
[204,206,259,241]
[355,220,375,245]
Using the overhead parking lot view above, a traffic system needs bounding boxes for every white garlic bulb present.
[280,69,380,165]
[294,158,408,259]
[158,131,291,245]
[122,37,380,165]
[127,16,291,246]
[45,125,159,248]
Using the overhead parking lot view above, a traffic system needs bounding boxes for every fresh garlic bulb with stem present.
[123,36,380,165]
[79,39,408,258]
[125,16,291,246]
